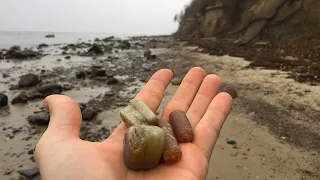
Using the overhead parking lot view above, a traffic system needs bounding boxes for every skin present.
[35,67,233,180]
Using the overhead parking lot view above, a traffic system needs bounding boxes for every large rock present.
[88,44,104,55]
[18,74,40,87]
[0,93,8,109]
[37,84,62,96]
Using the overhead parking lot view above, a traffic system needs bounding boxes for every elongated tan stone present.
[120,98,157,127]
[157,118,182,164]
[123,125,165,171]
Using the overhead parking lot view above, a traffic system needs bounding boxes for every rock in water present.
[37,84,62,96]
[12,93,28,104]
[18,74,40,87]
[120,98,157,127]
[123,125,165,171]
[45,34,55,38]
[27,112,50,125]
[0,93,8,109]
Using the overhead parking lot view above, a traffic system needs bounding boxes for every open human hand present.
[35,67,232,180]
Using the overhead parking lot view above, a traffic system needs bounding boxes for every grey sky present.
[0,0,190,35]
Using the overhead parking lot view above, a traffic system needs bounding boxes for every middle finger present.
[161,67,206,118]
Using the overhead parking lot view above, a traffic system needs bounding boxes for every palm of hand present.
[35,68,232,180]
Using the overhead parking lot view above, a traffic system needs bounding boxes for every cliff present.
[176,0,320,43]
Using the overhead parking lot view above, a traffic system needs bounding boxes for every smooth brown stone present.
[157,118,182,164]
[169,110,194,143]
[123,125,165,171]
[120,98,157,127]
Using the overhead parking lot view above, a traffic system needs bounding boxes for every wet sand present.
[0,37,319,180]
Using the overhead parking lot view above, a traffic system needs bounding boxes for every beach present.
[0,33,319,180]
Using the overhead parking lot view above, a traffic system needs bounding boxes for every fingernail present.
[43,100,49,112]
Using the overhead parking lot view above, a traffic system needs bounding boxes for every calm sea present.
[0,31,117,49]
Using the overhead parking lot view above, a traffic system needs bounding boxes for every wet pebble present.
[76,71,86,79]
[82,107,97,121]
[37,83,62,96]
[18,74,40,87]
[27,112,50,125]
[221,85,237,99]
[17,167,40,179]
[12,92,28,104]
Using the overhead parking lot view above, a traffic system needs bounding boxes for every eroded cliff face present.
[177,0,320,43]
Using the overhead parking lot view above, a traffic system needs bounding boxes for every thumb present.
[43,95,82,138]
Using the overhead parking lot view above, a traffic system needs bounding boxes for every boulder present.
[37,84,62,96]
[5,46,41,59]
[82,107,97,121]
[0,93,8,109]
[144,49,152,57]
[76,71,86,79]
[106,77,119,85]
[37,43,49,49]
[88,44,104,55]
[45,34,55,38]
[91,69,106,78]
[27,112,50,125]
[18,74,40,87]
[12,93,28,104]
[119,40,131,49]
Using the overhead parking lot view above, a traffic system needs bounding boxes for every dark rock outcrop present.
[18,74,40,87]
[88,44,104,55]
[0,93,8,109]
[176,0,320,43]
[5,46,41,59]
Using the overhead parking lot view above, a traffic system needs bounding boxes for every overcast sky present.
[0,0,190,35]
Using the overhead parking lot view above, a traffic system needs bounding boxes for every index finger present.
[108,69,174,139]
